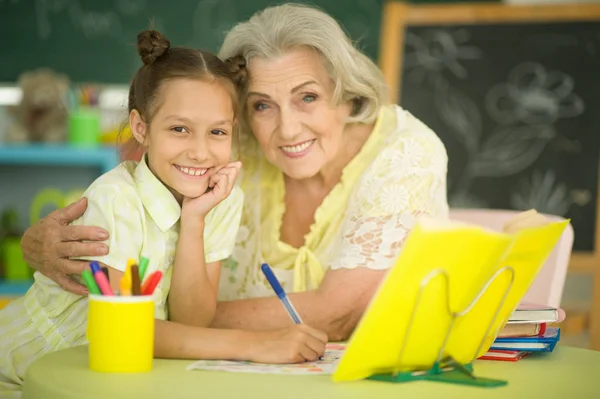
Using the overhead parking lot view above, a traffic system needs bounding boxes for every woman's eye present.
[211,129,226,136]
[302,94,317,103]
[171,126,188,134]
[253,102,269,111]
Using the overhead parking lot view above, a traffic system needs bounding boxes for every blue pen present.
[261,263,303,324]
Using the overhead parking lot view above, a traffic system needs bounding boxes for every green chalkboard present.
[0,0,383,84]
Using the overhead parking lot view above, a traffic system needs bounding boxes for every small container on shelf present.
[0,208,32,281]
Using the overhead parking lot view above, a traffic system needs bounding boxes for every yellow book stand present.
[367,267,515,387]
[332,213,569,388]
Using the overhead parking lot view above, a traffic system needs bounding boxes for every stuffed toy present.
[6,68,69,142]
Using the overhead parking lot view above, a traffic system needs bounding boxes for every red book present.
[538,323,547,336]
[479,350,530,362]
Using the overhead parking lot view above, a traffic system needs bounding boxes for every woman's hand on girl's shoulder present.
[181,161,242,220]
[20,197,109,295]
[244,324,328,364]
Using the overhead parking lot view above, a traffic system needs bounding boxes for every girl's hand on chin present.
[181,161,242,220]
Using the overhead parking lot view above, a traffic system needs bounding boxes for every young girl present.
[0,30,327,396]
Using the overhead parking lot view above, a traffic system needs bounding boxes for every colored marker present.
[139,257,150,281]
[119,259,136,295]
[141,271,163,296]
[90,261,114,296]
[120,275,131,296]
[131,265,141,295]
[100,267,110,283]
[81,269,101,295]
[124,259,135,281]
[261,263,303,324]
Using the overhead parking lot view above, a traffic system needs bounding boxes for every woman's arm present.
[213,267,386,342]
[155,319,328,364]
[20,197,109,295]
[214,122,449,341]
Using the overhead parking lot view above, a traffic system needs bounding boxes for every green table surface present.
[23,344,600,399]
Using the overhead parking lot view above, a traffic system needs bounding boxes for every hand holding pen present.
[260,263,327,361]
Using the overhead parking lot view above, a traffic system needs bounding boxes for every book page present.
[186,343,347,375]
[503,209,550,234]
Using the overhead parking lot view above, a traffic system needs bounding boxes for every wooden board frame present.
[378,1,600,349]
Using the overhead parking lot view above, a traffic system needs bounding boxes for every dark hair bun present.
[137,30,171,65]
[225,55,248,86]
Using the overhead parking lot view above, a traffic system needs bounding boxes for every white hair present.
[218,3,388,124]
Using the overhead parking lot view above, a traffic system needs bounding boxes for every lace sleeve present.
[329,128,449,270]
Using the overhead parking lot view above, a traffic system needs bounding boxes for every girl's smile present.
[173,164,211,178]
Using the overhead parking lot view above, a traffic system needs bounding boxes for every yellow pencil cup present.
[87,295,154,373]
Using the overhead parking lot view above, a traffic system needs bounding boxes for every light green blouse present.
[0,155,243,394]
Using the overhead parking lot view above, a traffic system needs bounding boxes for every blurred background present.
[0,0,598,350]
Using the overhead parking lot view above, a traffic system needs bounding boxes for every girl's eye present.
[211,129,227,136]
[171,126,188,134]
[302,94,317,103]
[253,102,269,111]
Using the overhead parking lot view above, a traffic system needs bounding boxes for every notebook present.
[490,328,560,352]
[497,322,545,338]
[332,210,569,382]
[186,343,347,375]
[508,303,562,324]
[479,350,530,362]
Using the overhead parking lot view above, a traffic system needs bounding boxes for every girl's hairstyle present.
[130,29,238,122]
[121,29,240,159]
[218,3,389,125]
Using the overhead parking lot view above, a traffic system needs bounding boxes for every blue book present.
[490,328,560,352]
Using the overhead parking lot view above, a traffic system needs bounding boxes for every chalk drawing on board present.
[192,0,236,50]
[448,190,489,209]
[469,124,556,178]
[75,9,123,39]
[403,29,482,86]
[432,64,575,208]
[571,189,592,207]
[117,0,146,16]
[485,62,584,126]
[446,120,556,206]
[36,0,62,39]
[36,0,123,39]
[510,170,572,216]
[552,135,583,154]
[434,78,481,157]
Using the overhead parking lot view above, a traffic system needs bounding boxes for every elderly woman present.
[20,4,448,341]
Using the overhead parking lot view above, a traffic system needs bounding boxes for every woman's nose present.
[278,108,302,141]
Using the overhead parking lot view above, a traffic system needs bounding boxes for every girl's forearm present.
[168,219,216,326]
[154,319,255,360]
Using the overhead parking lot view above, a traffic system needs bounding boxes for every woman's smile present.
[280,139,316,158]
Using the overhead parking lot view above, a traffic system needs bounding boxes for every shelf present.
[0,279,32,296]
[0,144,119,173]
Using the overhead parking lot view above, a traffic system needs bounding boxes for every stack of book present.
[479,303,563,361]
